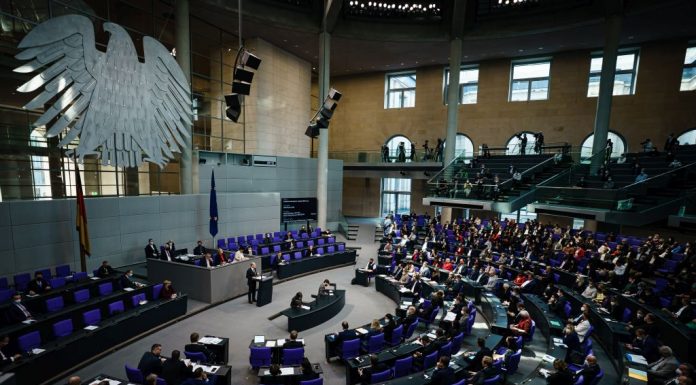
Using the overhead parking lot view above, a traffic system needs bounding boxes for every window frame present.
[587,48,640,97]
[508,58,552,102]
[443,65,480,105]
[380,178,412,217]
[385,71,417,109]
[680,44,696,92]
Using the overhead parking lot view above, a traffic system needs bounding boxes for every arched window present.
[580,131,626,159]
[505,132,536,155]
[29,130,52,199]
[677,128,696,146]
[442,134,475,159]
[384,135,412,162]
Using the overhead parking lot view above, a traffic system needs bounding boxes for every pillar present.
[590,14,622,173]
[440,38,462,223]
[316,31,330,229]
[175,0,193,194]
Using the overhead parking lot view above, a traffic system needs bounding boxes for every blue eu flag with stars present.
[209,170,218,238]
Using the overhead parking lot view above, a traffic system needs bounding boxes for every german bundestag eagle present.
[14,15,192,168]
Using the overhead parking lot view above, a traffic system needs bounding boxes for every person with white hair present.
[647,346,680,385]
[509,310,531,336]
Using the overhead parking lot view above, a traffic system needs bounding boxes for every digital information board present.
[281,198,318,222]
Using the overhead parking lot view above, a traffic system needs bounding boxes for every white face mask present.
[676,369,682,375]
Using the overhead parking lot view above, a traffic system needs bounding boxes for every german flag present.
[74,157,90,271]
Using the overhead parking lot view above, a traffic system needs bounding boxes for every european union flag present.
[209,170,218,237]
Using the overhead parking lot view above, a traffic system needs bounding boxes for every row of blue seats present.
[216,231,330,251]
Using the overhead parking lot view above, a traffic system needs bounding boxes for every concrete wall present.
[0,193,279,276]
[198,155,343,224]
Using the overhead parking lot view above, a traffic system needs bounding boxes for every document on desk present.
[88,379,120,385]
[280,367,295,375]
[356,328,368,335]
[199,337,223,344]
[301,305,311,310]
[32,348,46,355]
[90,276,100,280]
[444,312,456,322]
[542,354,555,363]
[22,319,36,325]
[123,287,135,292]
[626,354,648,365]
[84,325,99,331]
[297,339,305,345]
[254,335,265,344]
[276,339,286,346]
[398,287,411,293]
[265,341,276,347]
[192,364,219,373]
[628,368,648,381]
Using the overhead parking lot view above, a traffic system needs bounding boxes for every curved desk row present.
[277,250,356,280]
[280,290,346,332]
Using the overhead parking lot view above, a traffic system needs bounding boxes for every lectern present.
[256,275,273,307]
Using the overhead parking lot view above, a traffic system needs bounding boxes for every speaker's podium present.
[256,275,273,307]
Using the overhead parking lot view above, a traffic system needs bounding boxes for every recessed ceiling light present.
[518,49,524,52]
[538,47,543,50]
[628,36,634,40]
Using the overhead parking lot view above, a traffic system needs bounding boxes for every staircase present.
[345,224,359,241]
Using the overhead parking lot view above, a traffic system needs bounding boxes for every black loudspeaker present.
[305,124,320,138]
[232,82,251,95]
[224,94,242,122]
[234,67,255,83]
[328,88,342,101]
[316,116,330,129]
[241,51,262,70]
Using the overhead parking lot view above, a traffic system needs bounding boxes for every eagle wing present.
[14,14,101,148]
[141,36,192,168]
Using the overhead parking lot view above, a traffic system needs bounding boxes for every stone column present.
[440,38,462,223]
[175,0,193,194]
[590,14,622,173]
[316,31,330,229]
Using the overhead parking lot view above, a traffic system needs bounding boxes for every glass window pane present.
[461,85,478,104]
[510,80,529,101]
[587,75,601,97]
[613,73,634,95]
[580,132,626,159]
[681,67,696,91]
[396,194,410,215]
[684,47,696,65]
[529,79,549,100]
[402,90,415,108]
[385,135,412,160]
[389,74,416,89]
[590,57,603,73]
[677,129,696,145]
[513,62,550,80]
[455,134,474,158]
[388,91,401,108]
[616,53,636,71]
[460,68,479,84]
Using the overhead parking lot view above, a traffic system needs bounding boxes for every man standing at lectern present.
[246,262,259,304]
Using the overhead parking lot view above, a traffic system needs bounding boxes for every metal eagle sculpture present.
[14,14,192,168]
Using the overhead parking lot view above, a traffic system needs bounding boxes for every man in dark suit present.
[119,270,142,289]
[336,321,359,343]
[27,271,51,295]
[0,335,21,367]
[161,245,173,261]
[625,328,660,363]
[575,355,601,385]
[401,306,417,328]
[246,262,258,304]
[392,263,404,280]
[8,294,33,323]
[138,343,164,377]
[358,354,388,384]
[145,239,160,259]
[193,241,206,256]
[468,356,499,385]
[431,356,455,385]
[416,297,433,320]
[467,338,492,372]
[412,335,439,367]
[184,333,216,363]
[283,330,303,349]
[364,258,376,272]
[161,349,193,385]
[96,260,116,278]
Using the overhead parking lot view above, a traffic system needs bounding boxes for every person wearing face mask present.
[574,355,601,385]
[120,269,143,289]
[145,238,160,259]
[625,328,660,364]
[0,335,22,367]
[193,240,206,256]
[664,363,694,385]
[8,294,33,323]
[562,325,581,363]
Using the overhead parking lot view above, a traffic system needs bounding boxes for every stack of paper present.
[398,287,410,293]
[443,312,456,322]
[265,341,276,347]
[552,338,563,344]
[254,336,265,344]
[628,368,648,381]
[192,364,219,373]
[199,337,223,344]
[88,379,120,385]
[276,339,286,346]
[626,354,648,365]
[84,325,99,331]
[123,287,135,292]
[542,354,555,363]
[32,348,46,355]
[301,305,311,310]
[356,328,368,335]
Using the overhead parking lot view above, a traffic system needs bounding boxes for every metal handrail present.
[426,153,475,184]
[619,161,696,191]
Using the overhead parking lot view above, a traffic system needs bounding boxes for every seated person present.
[416,297,433,319]
[363,258,376,272]
[181,367,208,385]
[509,310,532,336]
[145,239,160,259]
[233,248,247,262]
[263,364,284,385]
[202,252,216,268]
[303,244,317,258]
[663,295,694,324]
[575,355,601,385]
[283,330,303,349]
[160,280,177,299]
[382,314,396,342]
[358,354,388,384]
[215,247,228,264]
[465,337,492,372]
[401,306,417,328]
[420,262,432,278]
[0,335,21,367]
[284,231,294,242]
[96,260,116,278]
[300,358,319,382]
[575,313,592,343]
[161,349,193,385]
[263,233,273,244]
[647,346,679,385]
[335,321,359,343]
[290,292,306,309]
[319,279,334,295]
[161,245,174,261]
[138,344,164,377]
[366,319,383,337]
[193,241,206,256]
[467,356,499,384]
[392,263,405,280]
[119,269,144,289]
[27,271,51,295]
[184,332,216,363]
[624,328,660,364]
[412,336,439,366]
[562,325,581,363]
[547,359,574,385]
[548,290,568,317]
[431,356,455,385]
[492,336,518,364]
[8,294,33,323]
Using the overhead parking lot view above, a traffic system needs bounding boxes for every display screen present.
[281,198,317,222]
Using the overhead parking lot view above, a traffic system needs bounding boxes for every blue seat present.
[370,369,391,383]
[300,378,323,385]
[152,284,163,300]
[338,244,345,251]
[49,277,66,289]
[0,277,7,290]
[132,293,146,307]
[83,309,101,326]
[451,332,464,354]
[339,338,361,360]
[564,302,572,318]
[574,376,584,385]
[98,282,113,296]
[249,347,272,369]
[71,272,88,282]
[261,247,269,255]
[389,324,403,346]
[273,245,281,253]
[55,265,71,277]
[404,320,418,339]
[316,248,324,255]
[125,365,144,384]
[53,319,73,337]
[327,246,335,253]
[362,333,384,354]
[13,273,31,292]
[0,289,13,303]
[505,349,522,374]
[282,254,291,263]
[217,239,226,249]
[523,320,536,344]
[622,307,632,323]
[483,374,502,385]
[297,241,304,248]
[422,351,438,369]
[108,300,125,315]
[439,341,452,358]
[393,356,412,378]
[282,347,304,365]
[46,296,64,312]
[35,268,52,280]
[184,351,209,363]
[18,331,41,352]
[294,251,302,260]
[588,369,604,385]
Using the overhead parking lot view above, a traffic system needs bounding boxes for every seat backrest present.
[36,268,51,279]
[125,364,144,384]
[72,272,88,282]
[0,277,7,290]
[439,342,452,358]
[391,325,403,344]
[317,248,324,255]
[405,321,418,338]
[108,300,125,315]
[18,331,41,352]
[338,244,345,251]
[152,284,163,300]
[132,293,146,306]
[622,307,632,323]
[83,309,101,326]
[564,302,572,317]
[424,351,438,369]
[49,277,66,289]
[327,246,335,253]
[483,374,501,385]
[0,289,13,303]
[261,247,269,255]
[53,319,74,337]
[184,351,208,363]
[341,338,361,359]
[318,238,325,245]
[294,252,302,260]
[297,241,304,248]
[283,254,291,262]
[299,378,323,385]
[451,332,464,354]
[588,369,604,385]
[156,377,167,385]
[217,238,226,249]
[282,347,304,365]
[13,273,30,291]
[45,296,64,312]
[371,369,392,383]
[452,380,466,385]
[98,282,113,296]
[73,288,90,303]
[507,349,522,373]
[393,356,413,377]
[249,347,272,367]
[574,375,584,385]
[368,333,385,352]
[55,264,71,277]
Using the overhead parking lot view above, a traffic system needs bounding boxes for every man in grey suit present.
[647,346,679,385]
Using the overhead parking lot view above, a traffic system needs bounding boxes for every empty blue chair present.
[49,277,66,289]
[46,296,64,312]
[249,347,272,369]
[362,333,384,354]
[273,245,281,253]
[301,233,309,239]
[53,319,73,337]
[339,338,361,360]
[588,369,604,385]
[83,309,101,326]
[282,254,291,263]
[184,351,208,362]
[327,246,335,253]
[0,289,13,303]
[152,284,163,300]
[13,273,31,292]
[237,236,245,246]
[422,351,438,369]
[256,233,264,241]
[294,252,302,260]
[622,307,632,323]
[18,331,41,352]
[318,238,325,245]
[483,374,502,385]
[300,378,322,385]
[217,239,226,249]
[246,235,254,242]
[282,348,304,365]
[317,248,325,255]
[393,356,412,378]
[261,247,269,255]
[297,241,304,248]
[338,244,345,251]
[371,369,391,383]
[72,272,88,282]
[564,302,572,318]
[125,365,144,384]
[98,282,113,296]
[0,277,7,289]
[451,332,464,354]
[439,342,452,358]
[55,265,71,277]
[389,324,403,346]
[108,300,125,315]
[227,237,236,247]
[132,293,146,306]
[404,321,418,339]
[505,349,522,374]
